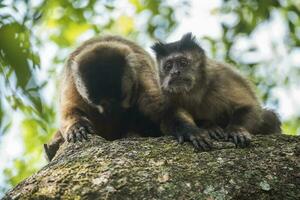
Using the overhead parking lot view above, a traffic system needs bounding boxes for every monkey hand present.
[225,126,252,148]
[176,126,212,151]
[204,126,226,141]
[65,120,95,143]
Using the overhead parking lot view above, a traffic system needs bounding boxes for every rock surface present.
[4,134,300,200]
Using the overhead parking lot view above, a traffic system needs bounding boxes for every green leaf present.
[0,23,31,89]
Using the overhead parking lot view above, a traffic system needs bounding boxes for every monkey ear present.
[151,41,166,57]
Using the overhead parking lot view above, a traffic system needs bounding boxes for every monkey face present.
[159,53,196,93]
[152,32,206,94]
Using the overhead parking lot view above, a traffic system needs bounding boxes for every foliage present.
[0,0,299,196]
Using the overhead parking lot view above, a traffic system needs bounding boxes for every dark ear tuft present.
[179,32,202,52]
[180,32,195,44]
[151,41,166,57]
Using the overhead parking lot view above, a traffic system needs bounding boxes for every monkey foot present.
[225,126,252,148]
[176,128,212,151]
[66,120,95,143]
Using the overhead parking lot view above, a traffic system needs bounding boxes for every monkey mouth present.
[165,77,193,93]
[169,77,191,85]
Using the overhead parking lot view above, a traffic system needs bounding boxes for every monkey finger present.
[244,138,251,147]
[72,132,78,143]
[233,134,238,147]
[76,127,86,142]
[202,136,212,148]
[177,135,184,144]
[78,126,85,132]
[215,127,223,133]
[86,133,93,140]
[69,134,75,143]
[238,130,251,147]
[191,139,201,150]
[75,131,83,142]
[208,131,219,141]
[67,133,72,143]
[79,127,88,140]
[69,131,77,143]
[242,136,251,147]
[188,135,201,149]
[237,134,245,148]
[85,124,95,135]
[223,132,229,141]
[215,128,225,139]
[243,134,251,147]
[198,140,210,151]
[81,130,88,140]
[197,135,212,150]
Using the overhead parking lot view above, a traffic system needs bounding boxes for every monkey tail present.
[69,41,138,107]
[43,130,65,162]
[257,109,282,134]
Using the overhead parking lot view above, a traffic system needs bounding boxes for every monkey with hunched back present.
[44,35,165,161]
[152,33,281,150]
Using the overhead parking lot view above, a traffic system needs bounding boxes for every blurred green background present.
[0,0,299,196]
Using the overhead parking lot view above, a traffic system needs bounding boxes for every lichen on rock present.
[4,134,300,200]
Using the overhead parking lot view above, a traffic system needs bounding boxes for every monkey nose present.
[172,70,181,76]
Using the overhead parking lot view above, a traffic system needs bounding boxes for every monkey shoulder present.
[206,58,240,81]
[206,58,258,106]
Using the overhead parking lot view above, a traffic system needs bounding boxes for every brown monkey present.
[152,33,281,150]
[44,35,165,161]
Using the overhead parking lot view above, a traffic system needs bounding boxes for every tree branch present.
[4,134,300,199]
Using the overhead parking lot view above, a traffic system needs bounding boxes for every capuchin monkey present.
[44,35,165,161]
[152,33,281,150]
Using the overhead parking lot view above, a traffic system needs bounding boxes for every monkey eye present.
[164,61,172,71]
[179,58,189,67]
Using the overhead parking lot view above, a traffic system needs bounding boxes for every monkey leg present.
[161,109,212,151]
[225,106,261,147]
[44,130,65,161]
[255,109,282,135]
[58,67,99,143]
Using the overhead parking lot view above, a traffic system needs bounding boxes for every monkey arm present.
[160,108,212,151]
[59,76,95,143]
[136,59,165,122]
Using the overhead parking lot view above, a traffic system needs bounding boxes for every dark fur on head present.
[44,35,166,161]
[151,33,204,58]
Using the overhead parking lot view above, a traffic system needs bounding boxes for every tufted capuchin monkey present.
[151,33,281,150]
[44,35,165,161]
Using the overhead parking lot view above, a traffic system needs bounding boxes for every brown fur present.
[152,33,281,149]
[44,35,164,161]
